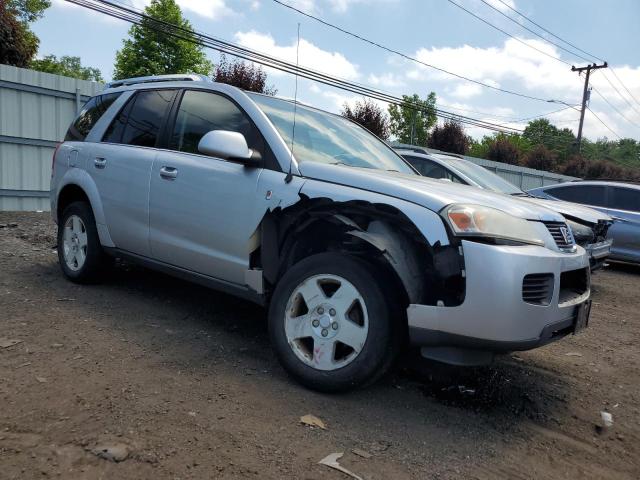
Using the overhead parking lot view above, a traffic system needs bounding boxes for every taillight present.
[51,143,61,178]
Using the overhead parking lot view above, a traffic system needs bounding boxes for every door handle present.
[94,157,106,169]
[159,166,178,180]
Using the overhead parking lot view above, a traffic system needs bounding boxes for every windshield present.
[444,157,524,195]
[248,93,415,174]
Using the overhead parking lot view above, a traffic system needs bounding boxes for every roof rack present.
[105,74,212,89]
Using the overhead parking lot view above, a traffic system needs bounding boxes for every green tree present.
[0,3,35,67]
[1,0,49,66]
[522,119,576,164]
[427,120,469,154]
[30,55,103,81]
[388,93,436,146]
[113,0,213,80]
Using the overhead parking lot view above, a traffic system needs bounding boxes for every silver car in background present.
[529,181,640,264]
[397,148,614,270]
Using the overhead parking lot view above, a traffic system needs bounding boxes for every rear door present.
[148,89,265,284]
[89,89,177,256]
[606,186,640,262]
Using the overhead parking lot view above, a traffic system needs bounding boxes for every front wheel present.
[268,253,399,392]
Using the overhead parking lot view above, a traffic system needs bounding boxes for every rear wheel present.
[268,252,399,392]
[57,201,110,283]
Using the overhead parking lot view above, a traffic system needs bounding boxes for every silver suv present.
[51,75,592,392]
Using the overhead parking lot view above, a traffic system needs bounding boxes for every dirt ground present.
[0,211,638,480]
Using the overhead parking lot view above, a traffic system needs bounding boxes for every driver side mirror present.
[197,130,261,167]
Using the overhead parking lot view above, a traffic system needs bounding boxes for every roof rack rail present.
[105,74,212,89]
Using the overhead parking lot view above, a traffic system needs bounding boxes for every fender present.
[57,168,115,247]
[299,178,451,248]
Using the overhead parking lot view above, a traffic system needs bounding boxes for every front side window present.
[404,156,463,183]
[546,185,607,207]
[170,90,263,155]
[103,89,176,147]
[248,93,414,174]
[609,187,640,212]
[65,92,121,141]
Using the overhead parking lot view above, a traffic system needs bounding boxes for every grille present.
[543,221,576,250]
[522,273,554,305]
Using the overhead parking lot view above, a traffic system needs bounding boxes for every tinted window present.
[546,185,607,207]
[65,92,121,141]
[103,89,176,147]
[170,90,263,155]
[609,187,640,212]
[404,156,463,183]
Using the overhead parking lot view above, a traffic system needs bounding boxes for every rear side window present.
[65,92,121,141]
[546,185,607,207]
[169,90,264,155]
[609,187,640,212]
[103,89,176,147]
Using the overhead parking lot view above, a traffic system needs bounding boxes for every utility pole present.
[572,62,607,151]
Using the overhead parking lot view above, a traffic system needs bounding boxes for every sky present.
[33,0,640,141]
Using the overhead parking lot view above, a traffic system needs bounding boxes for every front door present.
[149,89,266,285]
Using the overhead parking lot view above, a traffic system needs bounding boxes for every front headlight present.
[566,219,594,244]
[443,204,545,246]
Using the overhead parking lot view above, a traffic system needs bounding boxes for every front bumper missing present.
[407,240,591,363]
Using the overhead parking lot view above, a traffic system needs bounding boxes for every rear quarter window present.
[546,185,607,207]
[609,187,640,212]
[65,92,122,142]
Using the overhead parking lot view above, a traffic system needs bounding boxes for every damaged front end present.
[566,217,613,270]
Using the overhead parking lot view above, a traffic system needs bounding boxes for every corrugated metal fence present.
[0,64,102,211]
[392,144,579,189]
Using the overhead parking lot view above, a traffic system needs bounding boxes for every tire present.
[57,201,110,284]
[268,252,399,392]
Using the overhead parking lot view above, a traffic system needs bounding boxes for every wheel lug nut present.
[317,307,324,314]
[331,322,338,330]
[321,329,328,337]
[312,319,320,327]
[329,308,336,316]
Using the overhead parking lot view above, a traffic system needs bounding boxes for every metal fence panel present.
[0,64,102,211]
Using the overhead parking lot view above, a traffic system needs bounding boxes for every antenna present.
[285,22,300,184]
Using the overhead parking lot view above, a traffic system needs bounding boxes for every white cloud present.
[54,0,234,20]
[367,72,405,88]
[484,0,516,13]
[448,83,483,99]
[234,30,360,80]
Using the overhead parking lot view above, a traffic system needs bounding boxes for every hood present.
[522,197,612,224]
[298,162,565,222]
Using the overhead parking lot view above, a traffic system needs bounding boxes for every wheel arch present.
[55,169,115,247]
[256,189,466,309]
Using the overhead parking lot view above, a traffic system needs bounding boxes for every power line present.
[270,0,555,103]
[587,107,622,139]
[477,0,593,64]
[70,0,524,135]
[493,0,605,63]
[591,86,640,129]
[445,0,572,66]
[597,70,640,117]
[609,68,640,108]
